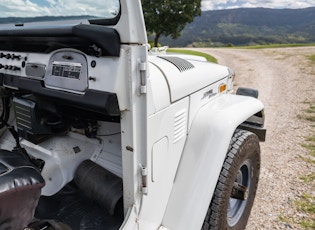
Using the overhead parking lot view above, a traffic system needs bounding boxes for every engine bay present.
[0,23,126,229]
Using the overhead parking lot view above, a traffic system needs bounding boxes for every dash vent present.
[158,56,194,72]
[173,109,187,143]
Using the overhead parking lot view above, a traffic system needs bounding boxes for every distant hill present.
[1,8,314,48]
[159,7,315,47]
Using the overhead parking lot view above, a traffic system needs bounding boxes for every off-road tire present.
[202,129,261,230]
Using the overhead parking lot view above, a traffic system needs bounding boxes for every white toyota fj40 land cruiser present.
[0,1,265,229]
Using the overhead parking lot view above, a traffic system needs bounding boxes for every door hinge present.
[138,61,147,94]
[140,165,148,195]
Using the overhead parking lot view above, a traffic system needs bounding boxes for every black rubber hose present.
[0,96,10,129]
[74,160,123,216]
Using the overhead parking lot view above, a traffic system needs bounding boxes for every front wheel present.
[202,129,261,230]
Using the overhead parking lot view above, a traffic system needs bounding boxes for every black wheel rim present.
[227,159,252,227]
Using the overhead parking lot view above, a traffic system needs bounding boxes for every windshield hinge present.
[138,60,147,94]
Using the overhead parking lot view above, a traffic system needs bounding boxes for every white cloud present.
[202,0,314,11]
[0,0,313,18]
[0,0,120,18]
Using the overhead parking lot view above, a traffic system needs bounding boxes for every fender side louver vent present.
[174,109,187,143]
[158,56,195,72]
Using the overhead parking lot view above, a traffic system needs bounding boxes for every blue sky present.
[30,0,50,7]
[202,0,314,10]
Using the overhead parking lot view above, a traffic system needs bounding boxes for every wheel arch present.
[162,94,264,230]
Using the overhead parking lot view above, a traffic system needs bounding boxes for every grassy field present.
[167,48,217,63]
[298,102,315,228]
[166,44,315,64]
[309,54,315,62]
[228,43,315,49]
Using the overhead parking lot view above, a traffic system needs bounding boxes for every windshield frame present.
[89,9,121,26]
[0,0,121,26]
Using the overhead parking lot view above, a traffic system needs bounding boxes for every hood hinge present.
[138,60,147,94]
[140,165,148,195]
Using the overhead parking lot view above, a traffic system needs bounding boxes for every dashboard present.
[46,50,88,92]
[0,24,121,117]
[0,50,88,93]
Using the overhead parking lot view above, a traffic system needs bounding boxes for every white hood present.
[148,55,230,102]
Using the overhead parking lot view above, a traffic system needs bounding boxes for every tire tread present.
[202,129,260,230]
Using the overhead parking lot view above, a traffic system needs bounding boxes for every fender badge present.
[202,89,217,99]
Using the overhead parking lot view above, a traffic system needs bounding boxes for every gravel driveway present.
[197,47,315,229]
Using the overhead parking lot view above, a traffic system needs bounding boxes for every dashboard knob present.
[5,54,11,59]
[12,66,21,71]
[0,53,5,58]
[12,54,21,60]
[0,64,4,69]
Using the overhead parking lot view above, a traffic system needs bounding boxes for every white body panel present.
[138,97,189,227]
[162,94,264,229]
[0,0,265,229]
[147,63,171,115]
[149,56,229,102]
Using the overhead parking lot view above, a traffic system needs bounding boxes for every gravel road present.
[197,47,315,229]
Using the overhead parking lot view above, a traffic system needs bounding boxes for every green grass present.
[278,213,294,226]
[306,106,315,113]
[298,102,315,228]
[299,155,315,164]
[298,103,315,123]
[301,173,315,183]
[235,43,315,49]
[300,220,315,229]
[295,194,315,228]
[167,44,315,62]
[296,194,315,213]
[300,134,315,161]
[167,48,217,63]
[301,135,315,157]
[298,115,315,123]
[308,55,315,62]
[302,143,315,156]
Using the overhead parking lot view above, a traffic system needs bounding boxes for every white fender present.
[162,94,264,230]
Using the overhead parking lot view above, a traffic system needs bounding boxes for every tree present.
[142,0,201,47]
